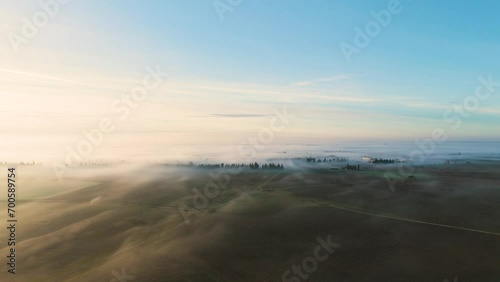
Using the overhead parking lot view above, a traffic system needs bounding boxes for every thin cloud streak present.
[291,73,354,86]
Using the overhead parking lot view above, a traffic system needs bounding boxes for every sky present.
[0,0,499,162]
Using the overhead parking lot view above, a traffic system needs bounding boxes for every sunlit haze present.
[1,1,499,163]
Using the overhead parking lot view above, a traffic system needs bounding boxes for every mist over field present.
[2,144,500,281]
[2,0,500,281]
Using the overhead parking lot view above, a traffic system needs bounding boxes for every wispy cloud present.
[291,73,354,87]
[162,80,378,105]
[189,113,270,118]
[210,114,269,118]
[402,101,500,116]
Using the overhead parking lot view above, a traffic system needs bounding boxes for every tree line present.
[189,162,285,170]
[371,158,395,164]
[306,157,348,163]
[342,164,360,171]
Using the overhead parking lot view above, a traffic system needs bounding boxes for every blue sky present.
[1,0,499,161]
[56,0,500,86]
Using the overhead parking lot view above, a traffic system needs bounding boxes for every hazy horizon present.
[2,1,500,167]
